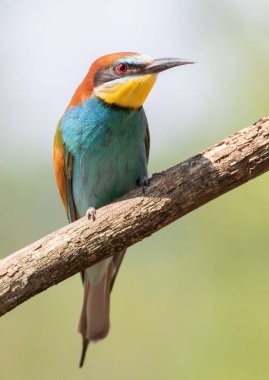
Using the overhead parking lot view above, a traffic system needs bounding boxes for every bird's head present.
[68,52,193,109]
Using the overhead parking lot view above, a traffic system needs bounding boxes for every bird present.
[53,52,193,367]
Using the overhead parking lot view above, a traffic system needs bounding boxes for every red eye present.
[116,63,128,73]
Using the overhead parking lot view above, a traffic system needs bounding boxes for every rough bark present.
[1,117,269,317]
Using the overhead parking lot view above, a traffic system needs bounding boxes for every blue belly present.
[61,97,148,217]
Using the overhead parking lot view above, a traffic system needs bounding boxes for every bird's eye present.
[116,63,128,73]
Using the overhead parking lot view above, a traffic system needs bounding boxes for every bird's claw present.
[138,176,150,193]
[86,207,96,221]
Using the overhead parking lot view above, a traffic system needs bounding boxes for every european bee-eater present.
[53,52,193,367]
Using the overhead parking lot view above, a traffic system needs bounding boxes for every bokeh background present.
[1,1,269,379]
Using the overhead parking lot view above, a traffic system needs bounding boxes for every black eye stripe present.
[114,63,146,70]
[94,63,148,87]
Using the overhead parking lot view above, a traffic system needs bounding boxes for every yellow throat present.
[94,74,157,109]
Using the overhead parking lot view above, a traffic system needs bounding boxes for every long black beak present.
[145,58,194,74]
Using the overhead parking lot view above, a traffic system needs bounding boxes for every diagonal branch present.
[1,117,269,317]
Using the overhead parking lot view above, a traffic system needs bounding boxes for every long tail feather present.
[79,337,89,368]
[77,261,111,367]
[77,250,126,367]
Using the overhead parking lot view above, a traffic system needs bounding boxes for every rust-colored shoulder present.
[53,121,68,211]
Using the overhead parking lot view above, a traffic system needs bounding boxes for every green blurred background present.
[1,1,269,379]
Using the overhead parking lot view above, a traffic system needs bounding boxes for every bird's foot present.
[86,207,96,221]
[137,176,150,193]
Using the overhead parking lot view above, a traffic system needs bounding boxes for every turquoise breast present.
[61,97,148,217]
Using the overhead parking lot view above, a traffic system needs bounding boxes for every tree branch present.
[1,117,269,317]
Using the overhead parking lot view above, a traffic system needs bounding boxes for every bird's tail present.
[77,259,112,368]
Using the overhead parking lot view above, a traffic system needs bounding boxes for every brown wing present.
[53,120,77,222]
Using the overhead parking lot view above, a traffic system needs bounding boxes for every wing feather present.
[53,121,77,222]
[145,125,150,162]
